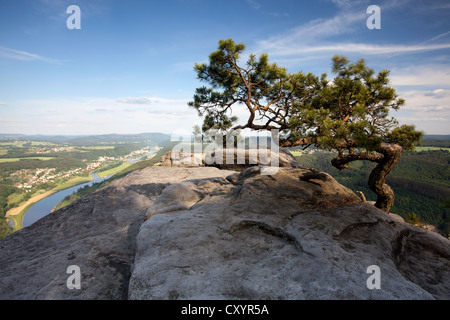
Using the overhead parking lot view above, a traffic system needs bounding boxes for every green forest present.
[293,147,450,237]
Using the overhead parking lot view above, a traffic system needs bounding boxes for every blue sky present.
[0,0,449,136]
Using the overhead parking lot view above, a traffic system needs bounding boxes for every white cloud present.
[257,11,366,53]
[399,89,450,112]
[398,116,447,122]
[424,88,450,98]
[261,43,450,57]
[329,0,370,9]
[253,0,450,66]
[0,46,62,64]
[116,97,153,105]
[0,101,7,105]
[1,96,198,135]
[390,65,450,87]
[394,85,450,134]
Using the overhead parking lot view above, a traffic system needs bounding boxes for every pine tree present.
[189,39,423,213]
[290,56,423,212]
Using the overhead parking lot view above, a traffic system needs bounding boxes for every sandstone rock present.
[128,167,450,300]
[160,148,301,171]
[159,151,203,167]
[0,167,235,299]
[204,148,302,171]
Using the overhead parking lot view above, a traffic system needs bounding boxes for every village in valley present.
[4,144,155,191]
[0,137,161,218]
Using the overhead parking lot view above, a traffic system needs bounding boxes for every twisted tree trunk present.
[368,143,403,213]
[331,143,403,213]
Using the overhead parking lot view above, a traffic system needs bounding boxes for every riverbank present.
[5,174,94,231]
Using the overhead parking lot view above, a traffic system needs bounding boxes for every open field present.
[0,157,56,163]
[290,151,306,156]
[97,162,133,178]
[415,146,450,152]
[0,141,57,147]
[84,146,116,150]
[53,175,93,192]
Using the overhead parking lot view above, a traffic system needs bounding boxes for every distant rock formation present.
[159,148,302,171]
[159,151,203,168]
[204,148,302,171]
[0,164,449,300]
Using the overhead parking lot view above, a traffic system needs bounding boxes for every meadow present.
[0,157,56,163]
[97,162,133,178]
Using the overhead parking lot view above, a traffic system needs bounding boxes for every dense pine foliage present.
[295,149,450,237]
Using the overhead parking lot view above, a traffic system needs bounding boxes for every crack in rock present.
[335,220,380,238]
[230,220,304,252]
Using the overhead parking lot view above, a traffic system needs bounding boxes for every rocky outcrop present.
[0,167,236,299]
[129,167,450,300]
[159,148,302,171]
[204,148,302,171]
[159,151,203,167]
[0,165,449,300]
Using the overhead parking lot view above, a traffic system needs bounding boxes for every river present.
[22,172,112,228]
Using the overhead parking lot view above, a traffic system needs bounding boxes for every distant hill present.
[424,135,450,141]
[0,133,171,146]
[66,133,171,146]
[422,135,450,148]
[0,134,84,142]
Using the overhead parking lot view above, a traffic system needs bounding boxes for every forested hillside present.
[294,148,450,237]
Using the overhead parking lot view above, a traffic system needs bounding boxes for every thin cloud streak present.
[264,43,450,56]
[255,0,450,60]
[258,12,366,50]
[116,97,153,105]
[0,46,62,65]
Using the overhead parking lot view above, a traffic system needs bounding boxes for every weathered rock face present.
[1,165,449,300]
[129,167,450,300]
